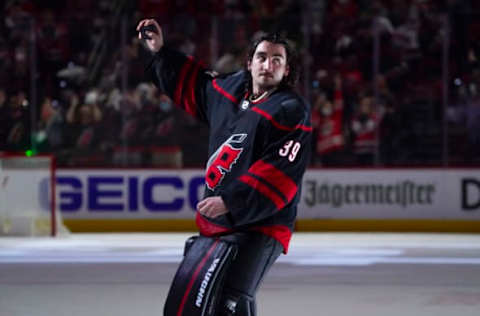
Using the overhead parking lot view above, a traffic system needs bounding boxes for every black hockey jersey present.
[147,47,312,253]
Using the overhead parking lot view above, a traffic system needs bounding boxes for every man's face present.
[248,40,290,93]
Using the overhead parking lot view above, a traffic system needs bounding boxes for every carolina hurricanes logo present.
[205,134,247,190]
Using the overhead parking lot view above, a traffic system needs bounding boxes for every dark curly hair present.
[245,32,299,90]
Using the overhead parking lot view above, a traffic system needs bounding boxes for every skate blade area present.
[1,233,480,316]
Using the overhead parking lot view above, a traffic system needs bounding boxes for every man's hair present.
[246,32,299,89]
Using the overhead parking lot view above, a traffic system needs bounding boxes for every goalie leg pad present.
[164,235,238,316]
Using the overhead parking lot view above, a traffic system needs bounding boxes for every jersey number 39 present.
[279,140,301,162]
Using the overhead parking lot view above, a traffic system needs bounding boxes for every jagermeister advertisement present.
[299,169,480,219]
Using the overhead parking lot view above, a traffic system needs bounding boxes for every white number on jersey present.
[279,140,301,162]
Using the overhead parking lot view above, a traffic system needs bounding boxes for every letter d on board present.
[462,178,480,211]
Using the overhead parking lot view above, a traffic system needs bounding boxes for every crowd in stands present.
[309,0,480,166]
[1,0,479,167]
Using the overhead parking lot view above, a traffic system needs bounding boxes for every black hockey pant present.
[216,231,283,316]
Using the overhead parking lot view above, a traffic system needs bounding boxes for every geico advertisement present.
[54,170,204,218]
[47,169,480,219]
[300,169,480,219]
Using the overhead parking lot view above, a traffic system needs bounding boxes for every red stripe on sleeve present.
[239,174,285,210]
[212,79,238,103]
[183,63,200,116]
[248,160,298,203]
[177,239,219,316]
[251,107,312,132]
[174,57,194,106]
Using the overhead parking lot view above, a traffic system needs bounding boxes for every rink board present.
[34,168,480,232]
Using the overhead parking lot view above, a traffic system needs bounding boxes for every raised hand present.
[136,19,164,53]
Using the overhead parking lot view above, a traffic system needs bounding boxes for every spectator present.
[152,93,178,146]
[65,90,102,150]
[36,97,64,151]
[311,74,345,166]
[3,91,30,152]
[214,46,244,74]
[350,91,383,166]
[116,88,141,145]
[448,72,480,161]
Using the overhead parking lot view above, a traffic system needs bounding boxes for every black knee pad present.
[218,291,256,316]
[183,235,198,256]
[164,235,238,316]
